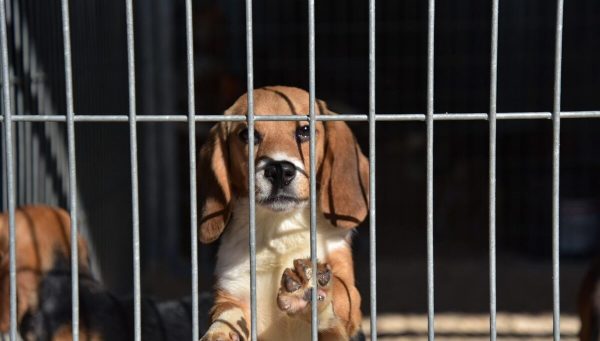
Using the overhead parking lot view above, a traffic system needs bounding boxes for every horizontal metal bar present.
[2,111,600,123]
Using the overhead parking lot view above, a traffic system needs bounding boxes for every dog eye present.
[295,125,311,142]
[238,128,261,144]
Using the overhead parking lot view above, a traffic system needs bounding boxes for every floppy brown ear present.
[198,123,233,243]
[318,111,370,229]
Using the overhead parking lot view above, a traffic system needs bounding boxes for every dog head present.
[198,86,369,243]
[0,205,90,333]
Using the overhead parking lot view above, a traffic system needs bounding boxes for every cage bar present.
[59,0,80,339]
[426,0,435,340]
[2,111,600,123]
[489,0,499,339]
[552,0,564,340]
[0,0,17,338]
[184,0,199,339]
[368,0,377,339]
[307,0,319,339]
[1,1,598,340]
[125,0,142,339]
[244,0,258,339]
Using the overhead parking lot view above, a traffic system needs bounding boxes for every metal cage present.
[1,0,599,340]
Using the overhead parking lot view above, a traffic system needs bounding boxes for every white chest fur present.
[214,199,350,339]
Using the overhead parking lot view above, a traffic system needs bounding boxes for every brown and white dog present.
[0,206,204,341]
[198,86,369,341]
[0,205,91,339]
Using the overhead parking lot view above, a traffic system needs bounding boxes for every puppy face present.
[198,86,369,243]
[226,117,326,213]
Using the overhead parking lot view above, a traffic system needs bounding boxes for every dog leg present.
[201,292,249,341]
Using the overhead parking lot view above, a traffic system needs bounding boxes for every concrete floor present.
[361,313,579,340]
[355,254,590,340]
[355,255,588,313]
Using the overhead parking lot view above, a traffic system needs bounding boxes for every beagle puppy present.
[0,205,208,341]
[199,86,369,341]
[0,205,91,336]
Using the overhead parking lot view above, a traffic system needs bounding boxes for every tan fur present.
[0,205,90,333]
[44,325,102,341]
[326,248,362,338]
[199,86,368,340]
[199,122,234,243]
[207,289,251,340]
[318,120,370,229]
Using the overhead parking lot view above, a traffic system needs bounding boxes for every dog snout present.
[264,161,297,188]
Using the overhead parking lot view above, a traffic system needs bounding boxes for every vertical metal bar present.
[368,0,377,340]
[307,0,318,339]
[489,0,499,340]
[24,123,31,202]
[22,3,31,204]
[125,0,142,340]
[20,1,29,204]
[426,0,435,340]
[2,122,6,213]
[17,120,23,205]
[244,0,257,339]
[0,0,17,338]
[185,0,199,339]
[60,0,80,339]
[552,0,564,340]
[12,0,23,206]
[32,125,38,203]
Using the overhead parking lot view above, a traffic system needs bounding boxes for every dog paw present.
[200,325,243,341]
[277,258,332,315]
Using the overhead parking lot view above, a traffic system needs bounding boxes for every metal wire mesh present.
[0,0,597,340]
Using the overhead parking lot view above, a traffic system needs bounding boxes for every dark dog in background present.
[0,205,208,341]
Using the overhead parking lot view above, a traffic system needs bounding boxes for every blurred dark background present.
[1,0,599,317]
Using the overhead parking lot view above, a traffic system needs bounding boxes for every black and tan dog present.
[0,205,206,341]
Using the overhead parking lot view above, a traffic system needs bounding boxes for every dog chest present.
[214,204,349,338]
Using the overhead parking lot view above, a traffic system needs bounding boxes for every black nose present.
[264,161,296,187]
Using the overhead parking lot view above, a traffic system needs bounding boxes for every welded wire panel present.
[368,0,377,339]
[307,0,319,339]
[244,0,258,339]
[184,0,199,339]
[0,0,18,338]
[426,0,435,340]
[59,0,81,339]
[125,0,142,340]
[488,0,499,339]
[552,0,564,340]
